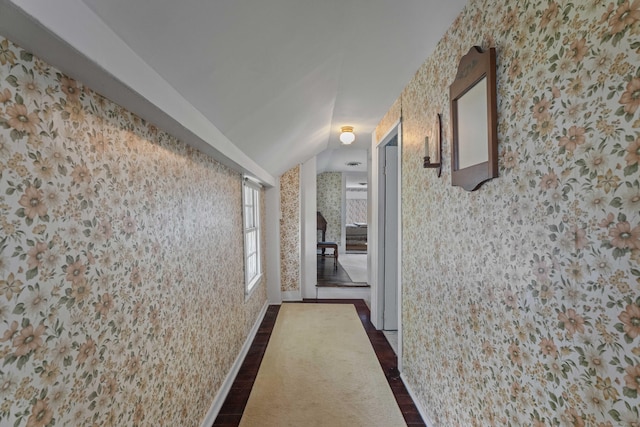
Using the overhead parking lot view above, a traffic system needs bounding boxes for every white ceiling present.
[53,0,468,177]
[0,0,467,179]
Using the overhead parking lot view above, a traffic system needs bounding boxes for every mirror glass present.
[457,76,488,170]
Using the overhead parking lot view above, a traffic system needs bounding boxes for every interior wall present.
[265,182,283,304]
[316,172,342,244]
[279,165,301,295]
[375,0,640,425]
[300,157,318,299]
[0,37,267,426]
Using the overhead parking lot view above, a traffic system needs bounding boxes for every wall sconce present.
[423,113,442,177]
[339,126,355,144]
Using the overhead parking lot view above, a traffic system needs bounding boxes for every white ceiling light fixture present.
[339,126,355,144]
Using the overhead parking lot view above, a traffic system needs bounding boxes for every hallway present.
[212,300,424,426]
[1,0,638,425]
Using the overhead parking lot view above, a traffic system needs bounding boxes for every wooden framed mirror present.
[450,46,498,191]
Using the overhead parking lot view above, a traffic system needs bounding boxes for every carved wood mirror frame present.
[450,46,498,191]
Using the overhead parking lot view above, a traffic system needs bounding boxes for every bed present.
[346,223,367,251]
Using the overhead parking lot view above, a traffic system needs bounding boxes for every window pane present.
[245,207,254,228]
[247,253,257,283]
[243,181,261,293]
[246,230,256,253]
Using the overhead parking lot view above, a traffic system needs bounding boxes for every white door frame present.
[300,158,318,300]
[369,121,403,370]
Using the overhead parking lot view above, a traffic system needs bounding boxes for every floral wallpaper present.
[316,172,342,244]
[0,37,267,427]
[376,0,640,425]
[280,165,300,293]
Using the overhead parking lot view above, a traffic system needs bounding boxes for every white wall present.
[0,0,275,187]
[300,158,317,299]
[346,190,368,200]
[265,183,282,304]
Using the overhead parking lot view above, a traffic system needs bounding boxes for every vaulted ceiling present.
[2,0,468,178]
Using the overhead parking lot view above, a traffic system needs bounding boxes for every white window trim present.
[243,177,262,297]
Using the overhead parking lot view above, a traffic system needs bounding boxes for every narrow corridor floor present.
[212,299,426,426]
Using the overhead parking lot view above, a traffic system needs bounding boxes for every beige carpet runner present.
[239,303,407,427]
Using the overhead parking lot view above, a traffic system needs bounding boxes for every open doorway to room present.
[341,172,369,282]
[378,138,398,331]
[315,148,370,300]
[369,122,402,358]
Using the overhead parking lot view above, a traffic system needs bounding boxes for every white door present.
[382,145,398,330]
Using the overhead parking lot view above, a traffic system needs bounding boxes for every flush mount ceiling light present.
[345,161,361,167]
[339,126,355,144]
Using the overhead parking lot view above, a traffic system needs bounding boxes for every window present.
[243,178,261,294]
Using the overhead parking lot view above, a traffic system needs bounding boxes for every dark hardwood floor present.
[212,299,426,426]
[212,305,280,426]
[317,252,369,287]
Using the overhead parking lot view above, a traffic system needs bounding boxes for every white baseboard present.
[400,372,436,427]
[281,290,302,301]
[200,301,269,427]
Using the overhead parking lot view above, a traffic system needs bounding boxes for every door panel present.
[383,145,398,330]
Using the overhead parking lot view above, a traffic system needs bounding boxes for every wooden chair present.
[316,242,338,269]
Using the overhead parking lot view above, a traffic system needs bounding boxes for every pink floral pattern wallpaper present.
[376,0,640,425]
[280,165,300,292]
[317,172,342,244]
[0,37,266,426]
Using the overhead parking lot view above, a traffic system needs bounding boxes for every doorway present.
[315,171,371,300]
[378,137,399,330]
[370,122,402,363]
